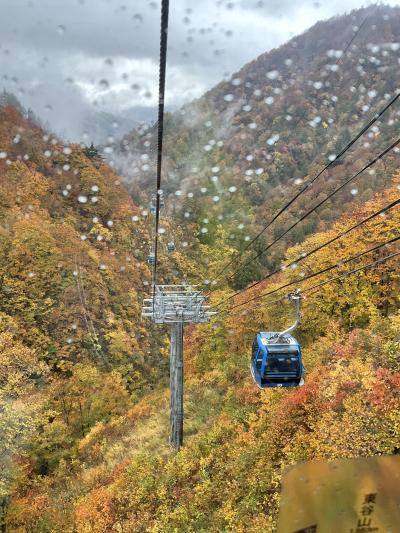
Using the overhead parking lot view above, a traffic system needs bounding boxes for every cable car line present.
[152,0,170,293]
[226,247,400,323]
[217,137,400,291]
[214,234,400,317]
[213,196,400,309]
[233,6,375,197]
[336,8,375,65]
[298,249,400,297]
[207,90,400,288]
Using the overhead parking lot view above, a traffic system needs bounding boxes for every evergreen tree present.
[85,143,99,159]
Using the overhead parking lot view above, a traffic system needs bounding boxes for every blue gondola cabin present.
[250,332,305,388]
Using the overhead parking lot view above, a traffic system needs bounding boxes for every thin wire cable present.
[208,89,400,287]
[218,138,400,292]
[336,7,375,64]
[302,251,399,295]
[214,197,400,309]
[215,235,400,317]
[152,0,170,292]
[226,247,400,320]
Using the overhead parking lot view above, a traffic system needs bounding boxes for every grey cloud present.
[1,0,399,142]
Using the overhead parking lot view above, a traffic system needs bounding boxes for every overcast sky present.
[1,0,399,142]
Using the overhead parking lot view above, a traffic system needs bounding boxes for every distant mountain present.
[1,7,400,532]
[111,4,400,287]
[81,106,157,145]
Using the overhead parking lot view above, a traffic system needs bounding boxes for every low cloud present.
[1,0,398,142]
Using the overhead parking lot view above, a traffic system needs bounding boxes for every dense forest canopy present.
[0,3,399,532]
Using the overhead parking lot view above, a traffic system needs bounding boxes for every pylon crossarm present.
[142,284,213,324]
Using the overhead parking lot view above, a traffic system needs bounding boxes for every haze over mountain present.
[0,4,399,532]
[112,3,400,286]
[2,0,399,143]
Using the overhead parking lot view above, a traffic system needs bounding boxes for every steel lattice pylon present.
[142,285,216,324]
[142,285,215,449]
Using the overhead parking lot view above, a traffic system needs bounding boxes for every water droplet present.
[266,70,279,80]
[267,134,279,146]
[57,25,66,35]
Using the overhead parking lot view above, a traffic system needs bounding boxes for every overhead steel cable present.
[220,137,400,288]
[207,89,400,287]
[300,251,399,295]
[224,247,400,320]
[152,0,170,293]
[336,7,375,65]
[213,195,400,309]
[214,234,400,317]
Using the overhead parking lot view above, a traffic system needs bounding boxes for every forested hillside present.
[114,4,400,287]
[0,102,173,519]
[0,4,399,532]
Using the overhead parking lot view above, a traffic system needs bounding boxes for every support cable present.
[223,248,400,321]
[208,90,400,287]
[214,234,400,317]
[225,138,400,285]
[214,198,400,308]
[214,139,400,301]
[336,7,375,64]
[152,0,170,292]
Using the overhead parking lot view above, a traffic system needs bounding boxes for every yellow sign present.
[277,456,400,533]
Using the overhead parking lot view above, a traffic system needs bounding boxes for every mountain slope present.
[0,102,168,504]
[0,5,400,532]
[5,174,399,532]
[112,4,400,288]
